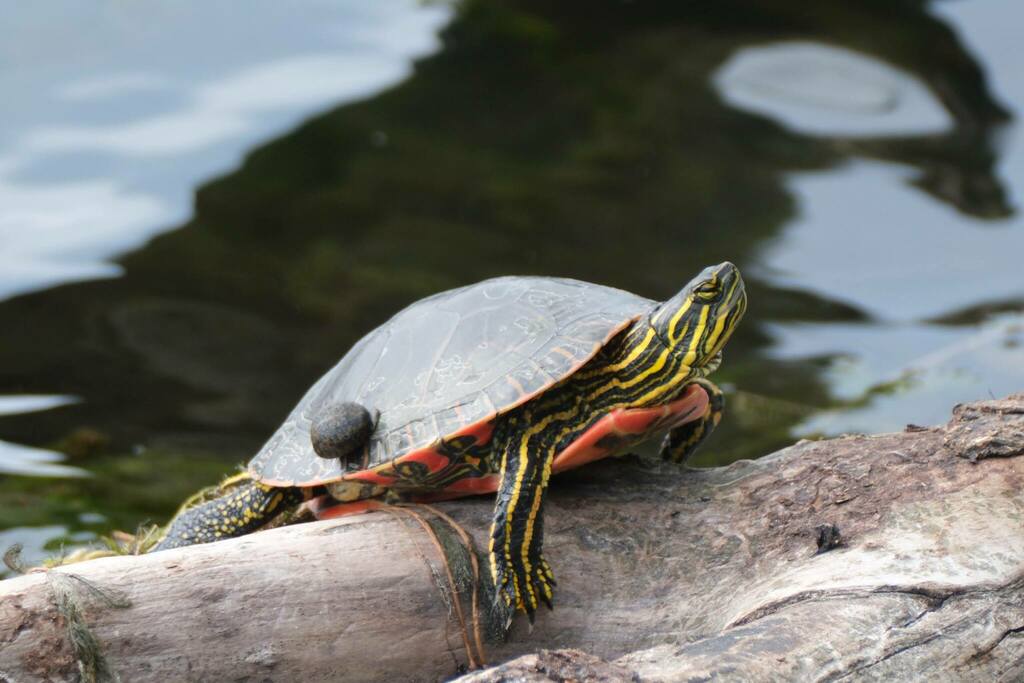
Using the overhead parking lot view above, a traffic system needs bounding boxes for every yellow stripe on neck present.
[680,306,709,366]
[667,298,692,343]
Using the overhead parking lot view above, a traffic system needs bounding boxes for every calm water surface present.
[1,0,1021,568]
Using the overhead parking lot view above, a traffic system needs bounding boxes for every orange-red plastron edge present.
[551,383,708,473]
[343,418,496,485]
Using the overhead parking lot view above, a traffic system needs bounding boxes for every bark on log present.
[2,395,1023,682]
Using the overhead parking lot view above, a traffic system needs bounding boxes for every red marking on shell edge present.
[458,419,495,447]
[551,384,709,474]
[343,417,496,484]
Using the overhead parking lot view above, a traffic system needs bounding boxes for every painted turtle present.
[154,263,746,618]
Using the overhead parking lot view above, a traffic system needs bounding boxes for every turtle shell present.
[250,276,655,486]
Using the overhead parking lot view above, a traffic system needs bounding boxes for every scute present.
[249,276,654,486]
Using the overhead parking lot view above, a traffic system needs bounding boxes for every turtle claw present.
[493,554,556,622]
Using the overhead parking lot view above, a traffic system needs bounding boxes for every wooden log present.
[2,395,1023,682]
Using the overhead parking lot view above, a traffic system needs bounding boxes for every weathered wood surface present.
[2,395,1023,682]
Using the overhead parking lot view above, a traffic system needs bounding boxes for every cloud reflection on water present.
[715,42,953,137]
[0,0,450,302]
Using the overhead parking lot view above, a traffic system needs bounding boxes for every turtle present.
[153,262,746,619]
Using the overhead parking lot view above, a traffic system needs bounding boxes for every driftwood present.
[1,395,1023,682]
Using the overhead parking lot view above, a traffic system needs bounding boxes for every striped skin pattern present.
[487,262,745,616]
[659,378,724,462]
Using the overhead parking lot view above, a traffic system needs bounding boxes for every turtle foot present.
[494,553,556,621]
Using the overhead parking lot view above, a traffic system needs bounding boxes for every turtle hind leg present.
[153,475,304,551]
[660,379,724,463]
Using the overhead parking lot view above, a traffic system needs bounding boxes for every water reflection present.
[741,0,1023,433]
[768,315,1024,434]
[27,54,438,156]
[0,395,79,416]
[0,526,72,573]
[716,42,953,138]
[762,161,1021,320]
[0,441,87,478]
[0,0,449,300]
[0,0,1019,551]
[0,396,85,477]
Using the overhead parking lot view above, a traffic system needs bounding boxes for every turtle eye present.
[694,280,721,302]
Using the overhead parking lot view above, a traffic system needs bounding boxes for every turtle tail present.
[153,474,304,551]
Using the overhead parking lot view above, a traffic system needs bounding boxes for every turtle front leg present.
[490,424,557,622]
[660,379,724,463]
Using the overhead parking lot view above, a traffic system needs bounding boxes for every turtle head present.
[649,262,746,372]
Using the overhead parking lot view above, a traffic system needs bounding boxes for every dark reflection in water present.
[0,0,1015,556]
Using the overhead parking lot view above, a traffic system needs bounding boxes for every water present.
[0,0,1020,567]
[0,1,448,300]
